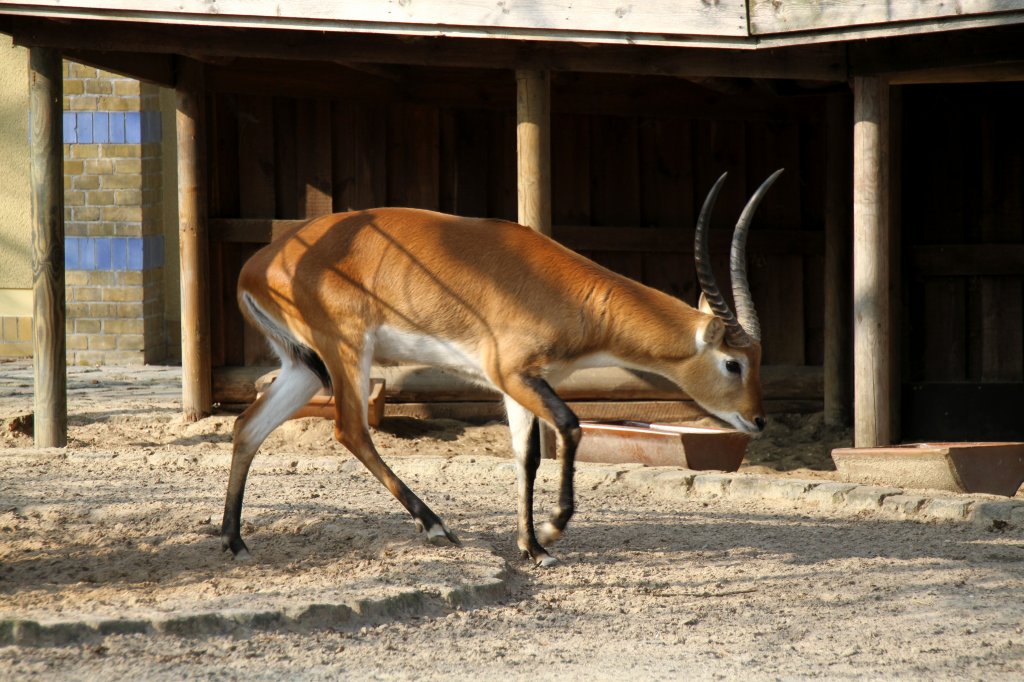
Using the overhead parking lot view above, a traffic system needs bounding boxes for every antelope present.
[222,169,782,567]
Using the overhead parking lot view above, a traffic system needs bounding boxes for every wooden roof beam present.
[4,16,848,82]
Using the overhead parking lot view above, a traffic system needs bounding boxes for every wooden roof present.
[0,0,1023,49]
[1,2,1023,89]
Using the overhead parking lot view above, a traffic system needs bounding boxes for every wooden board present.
[902,383,1024,442]
[750,0,1024,35]
[331,102,387,212]
[1,1,751,39]
[295,99,333,218]
[388,104,440,209]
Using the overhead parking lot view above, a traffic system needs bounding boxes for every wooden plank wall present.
[902,83,1024,385]
[205,72,828,371]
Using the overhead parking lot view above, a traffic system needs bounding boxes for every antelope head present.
[682,169,783,434]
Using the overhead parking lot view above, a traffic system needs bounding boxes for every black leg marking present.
[522,376,582,548]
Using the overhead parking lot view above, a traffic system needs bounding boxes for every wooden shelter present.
[3,1,1024,448]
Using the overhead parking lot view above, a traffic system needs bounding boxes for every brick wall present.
[0,316,32,356]
[62,62,167,365]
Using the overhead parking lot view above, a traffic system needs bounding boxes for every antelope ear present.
[698,292,714,316]
[700,316,725,347]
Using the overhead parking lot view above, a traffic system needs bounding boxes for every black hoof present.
[222,534,250,557]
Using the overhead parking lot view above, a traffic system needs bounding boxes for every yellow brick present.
[101,206,143,222]
[63,80,85,96]
[75,319,101,334]
[66,334,88,351]
[114,158,143,174]
[86,190,116,206]
[74,287,103,302]
[103,287,143,303]
[100,174,143,190]
[112,80,140,97]
[87,303,118,317]
[104,318,144,334]
[68,63,98,79]
[18,317,31,342]
[97,95,136,111]
[113,190,142,207]
[84,80,113,95]
[117,334,145,351]
[73,175,101,191]
[102,144,141,158]
[84,271,115,286]
[2,318,16,341]
[64,159,84,175]
[116,271,144,286]
[68,96,99,111]
[84,159,115,175]
[115,303,143,317]
[90,335,117,351]
[65,191,85,207]
[71,144,99,159]
[72,207,101,222]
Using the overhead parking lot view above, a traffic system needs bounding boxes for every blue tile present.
[77,113,93,144]
[110,238,127,271]
[127,238,144,270]
[139,111,162,143]
[79,237,95,270]
[63,112,77,144]
[94,237,111,270]
[65,237,79,270]
[125,112,141,144]
[109,113,125,143]
[92,113,109,144]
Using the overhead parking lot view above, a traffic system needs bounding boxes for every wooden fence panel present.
[331,102,387,212]
[206,85,830,377]
[388,104,440,209]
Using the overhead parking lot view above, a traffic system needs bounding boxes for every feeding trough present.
[576,421,752,470]
[256,371,387,427]
[831,442,1024,497]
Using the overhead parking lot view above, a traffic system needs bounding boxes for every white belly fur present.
[373,326,642,387]
[373,326,487,380]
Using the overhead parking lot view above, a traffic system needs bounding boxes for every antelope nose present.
[754,416,766,432]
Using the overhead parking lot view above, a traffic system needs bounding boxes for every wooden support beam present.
[176,59,213,422]
[824,91,853,427]
[516,68,554,457]
[29,47,67,448]
[517,69,551,237]
[852,76,892,447]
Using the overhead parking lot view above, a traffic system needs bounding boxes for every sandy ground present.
[2,361,1024,680]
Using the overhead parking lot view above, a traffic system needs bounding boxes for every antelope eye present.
[725,360,742,375]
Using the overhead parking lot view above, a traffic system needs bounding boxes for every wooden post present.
[29,47,67,448]
[176,59,212,422]
[516,69,555,457]
[824,92,852,427]
[516,69,551,237]
[852,76,892,447]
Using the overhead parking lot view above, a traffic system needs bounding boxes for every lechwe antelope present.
[222,169,782,566]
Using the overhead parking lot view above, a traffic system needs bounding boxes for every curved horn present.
[694,172,749,347]
[729,168,784,344]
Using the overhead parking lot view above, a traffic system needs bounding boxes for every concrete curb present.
[0,562,510,647]
[612,465,1024,530]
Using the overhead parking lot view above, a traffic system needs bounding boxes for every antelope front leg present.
[504,376,581,567]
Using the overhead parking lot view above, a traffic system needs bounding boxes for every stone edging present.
[613,466,1024,529]
[0,560,509,647]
